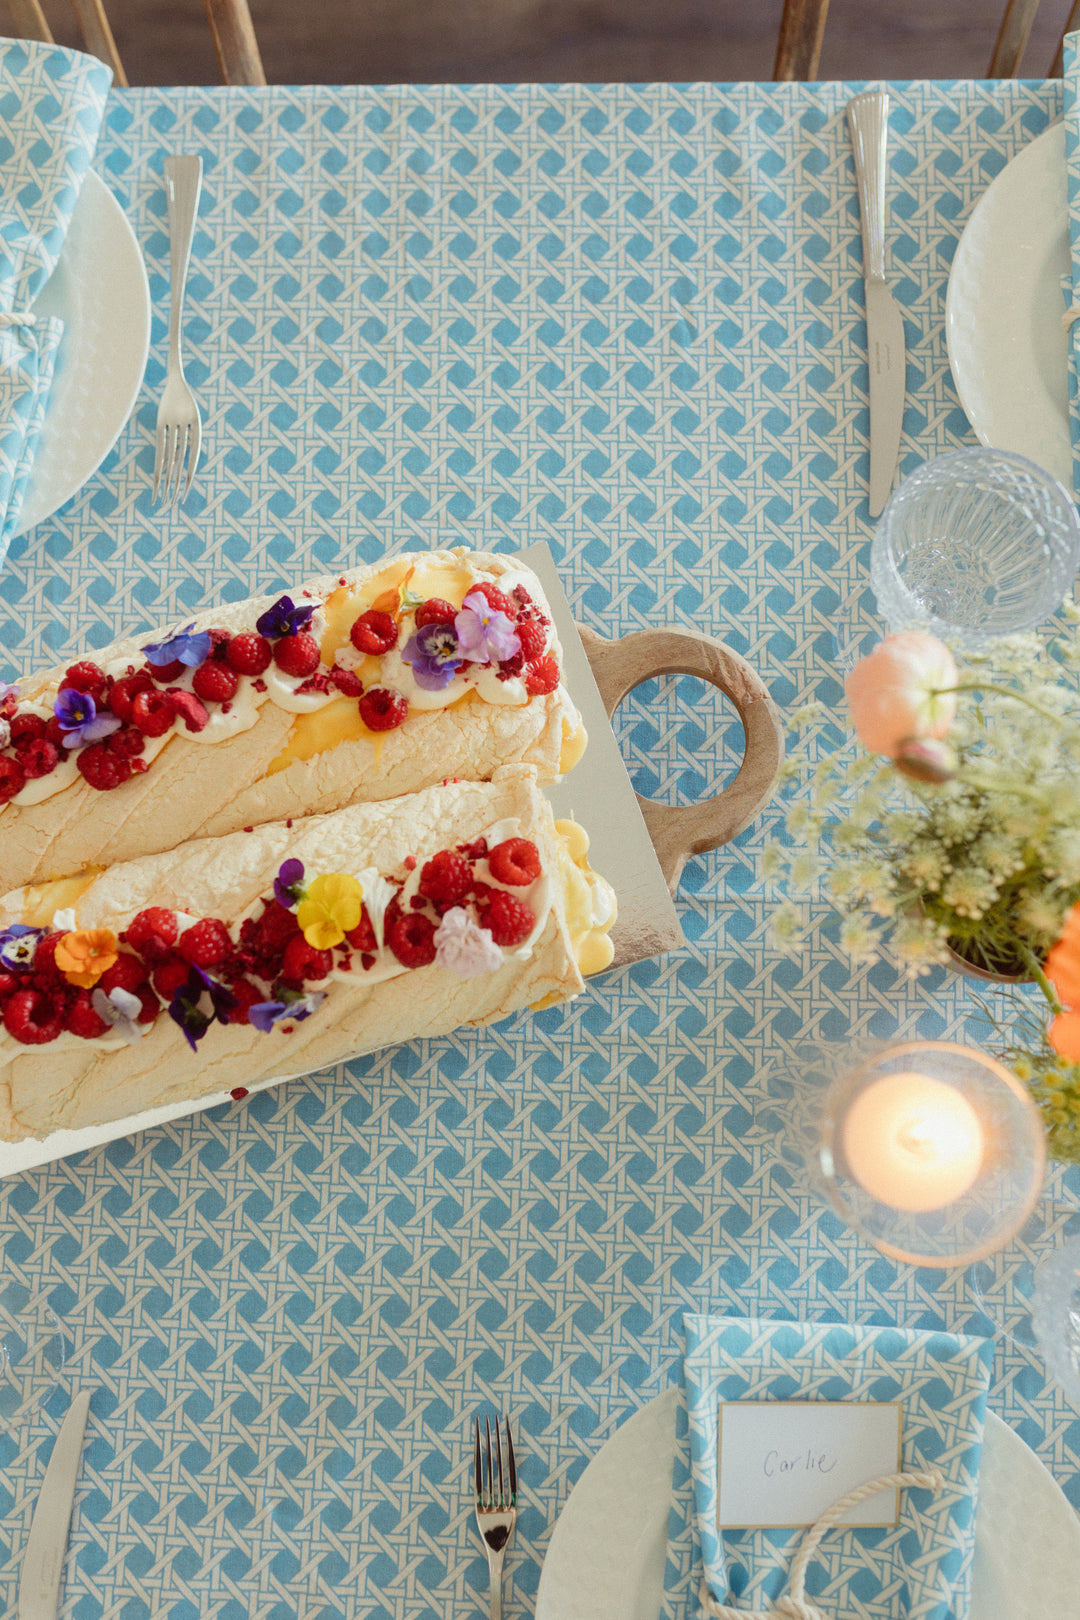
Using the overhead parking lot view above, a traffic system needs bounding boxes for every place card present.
[716,1402,902,1529]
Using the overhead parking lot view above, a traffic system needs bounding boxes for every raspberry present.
[515,618,547,661]
[226,978,264,1025]
[124,908,179,958]
[18,738,59,779]
[192,661,239,703]
[147,657,185,683]
[108,725,146,758]
[488,838,541,887]
[387,912,437,968]
[458,837,489,862]
[177,918,231,968]
[345,906,376,953]
[280,935,333,984]
[3,987,64,1044]
[350,610,398,655]
[166,689,209,733]
[472,581,515,616]
[253,901,302,953]
[134,985,161,1025]
[98,954,147,997]
[44,715,67,747]
[77,744,131,792]
[226,633,272,676]
[207,628,231,660]
[152,955,192,1001]
[330,666,363,696]
[419,850,473,907]
[0,971,19,1001]
[274,633,321,678]
[32,935,64,977]
[131,688,175,737]
[358,687,408,732]
[414,598,457,627]
[480,891,535,946]
[9,712,46,747]
[65,990,110,1040]
[524,656,560,696]
[0,751,26,803]
[63,661,109,701]
[109,671,155,721]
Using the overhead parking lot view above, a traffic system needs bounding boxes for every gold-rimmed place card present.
[716,1402,903,1530]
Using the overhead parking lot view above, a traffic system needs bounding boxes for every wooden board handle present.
[579,624,784,892]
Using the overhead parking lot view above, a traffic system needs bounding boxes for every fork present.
[153,154,203,509]
[473,1414,517,1620]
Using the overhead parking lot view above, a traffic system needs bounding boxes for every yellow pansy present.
[54,928,119,988]
[297,873,363,951]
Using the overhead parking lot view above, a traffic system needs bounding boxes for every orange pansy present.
[54,928,119,989]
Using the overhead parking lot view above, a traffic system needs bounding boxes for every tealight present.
[840,1071,984,1214]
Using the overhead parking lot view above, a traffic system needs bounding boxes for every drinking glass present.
[870,448,1080,650]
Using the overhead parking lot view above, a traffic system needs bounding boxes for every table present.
[0,72,1076,1619]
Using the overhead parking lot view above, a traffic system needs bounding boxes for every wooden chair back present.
[776,0,1080,80]
[4,0,265,87]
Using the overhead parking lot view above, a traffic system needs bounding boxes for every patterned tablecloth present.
[0,72,1075,1619]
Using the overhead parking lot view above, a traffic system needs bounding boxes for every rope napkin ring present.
[697,1467,945,1620]
[0,312,36,329]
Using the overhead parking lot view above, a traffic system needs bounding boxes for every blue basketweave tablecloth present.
[0,72,1076,1619]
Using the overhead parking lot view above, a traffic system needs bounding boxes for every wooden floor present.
[20,0,1080,87]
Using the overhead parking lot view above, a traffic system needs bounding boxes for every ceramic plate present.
[535,1389,1080,1620]
[945,121,1071,490]
[14,169,151,535]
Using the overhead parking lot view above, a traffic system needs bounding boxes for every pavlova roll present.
[0,765,616,1142]
[0,549,586,893]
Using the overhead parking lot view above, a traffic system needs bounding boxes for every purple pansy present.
[256,595,316,640]
[167,967,236,1052]
[53,688,122,750]
[142,622,213,668]
[400,622,463,691]
[249,991,325,1033]
[0,924,45,972]
[274,858,306,910]
[454,590,520,666]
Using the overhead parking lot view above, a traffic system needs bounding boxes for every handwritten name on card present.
[716,1402,902,1529]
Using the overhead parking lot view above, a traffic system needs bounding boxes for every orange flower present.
[54,928,119,989]
[1046,905,1080,1010]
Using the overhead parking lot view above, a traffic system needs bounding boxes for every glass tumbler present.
[870,447,1080,649]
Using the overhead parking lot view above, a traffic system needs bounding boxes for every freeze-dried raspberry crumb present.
[77,744,131,792]
[295,671,332,695]
[166,689,210,733]
[358,686,408,731]
[496,652,525,680]
[4,987,64,1044]
[345,908,376,953]
[480,891,535,947]
[488,838,541,887]
[387,912,437,968]
[231,1087,249,1100]
[330,666,362,696]
[457,838,488,862]
[177,918,231,969]
[419,850,472,907]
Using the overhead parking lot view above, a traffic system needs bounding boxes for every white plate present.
[536,1390,1080,1620]
[945,121,1072,490]
[14,169,151,536]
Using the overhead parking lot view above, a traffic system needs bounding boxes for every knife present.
[847,91,907,517]
[17,1390,91,1620]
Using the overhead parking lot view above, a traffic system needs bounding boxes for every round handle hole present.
[612,673,746,807]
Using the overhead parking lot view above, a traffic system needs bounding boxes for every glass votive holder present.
[761,1039,1046,1268]
[1031,1235,1080,1407]
[870,447,1080,650]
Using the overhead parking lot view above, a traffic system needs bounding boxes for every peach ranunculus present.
[1049,1011,1080,1063]
[1046,904,1080,1023]
[54,928,119,989]
[844,632,959,758]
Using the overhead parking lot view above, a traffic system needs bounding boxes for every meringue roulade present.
[0,549,586,894]
[0,765,616,1142]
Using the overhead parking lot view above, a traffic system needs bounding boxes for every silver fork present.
[473,1414,517,1620]
[153,154,203,509]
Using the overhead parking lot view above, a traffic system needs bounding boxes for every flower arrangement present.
[766,613,1080,1161]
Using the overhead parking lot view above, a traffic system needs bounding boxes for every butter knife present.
[17,1391,91,1620]
[847,91,906,517]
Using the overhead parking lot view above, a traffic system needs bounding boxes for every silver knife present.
[17,1391,91,1620]
[847,91,907,517]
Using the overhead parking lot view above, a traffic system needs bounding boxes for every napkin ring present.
[697,1467,944,1620]
[0,312,36,329]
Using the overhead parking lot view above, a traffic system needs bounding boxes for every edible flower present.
[54,928,119,988]
[256,595,316,640]
[249,991,326,1032]
[400,622,463,690]
[454,589,520,665]
[142,622,213,669]
[53,688,121,750]
[91,986,145,1045]
[297,873,363,950]
[167,967,236,1052]
[0,924,44,972]
[433,907,503,977]
[274,858,306,910]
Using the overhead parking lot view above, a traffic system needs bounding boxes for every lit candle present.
[840,1072,984,1213]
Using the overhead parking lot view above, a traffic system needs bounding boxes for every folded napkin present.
[0,38,110,561]
[662,1315,994,1620]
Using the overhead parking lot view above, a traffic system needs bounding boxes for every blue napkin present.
[0,38,110,561]
[662,1315,994,1620]
[1063,32,1080,498]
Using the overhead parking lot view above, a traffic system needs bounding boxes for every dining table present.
[0,62,1077,1619]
